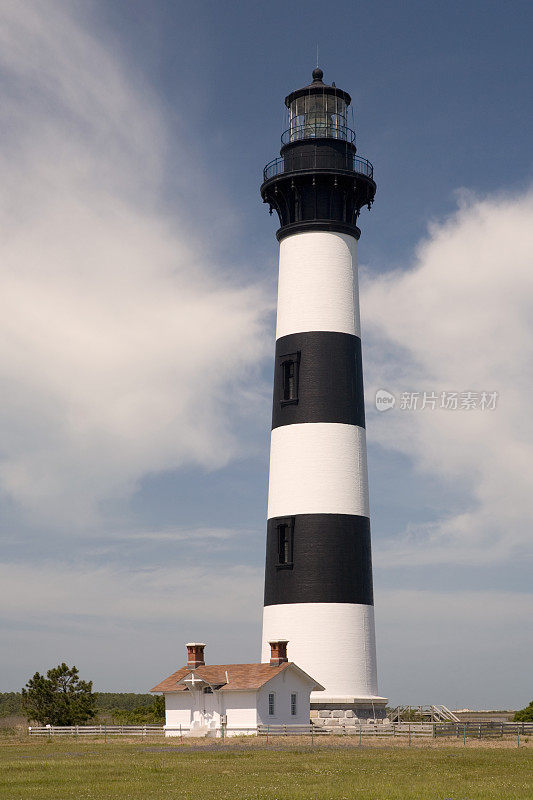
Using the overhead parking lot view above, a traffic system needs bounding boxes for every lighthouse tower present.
[260,69,387,722]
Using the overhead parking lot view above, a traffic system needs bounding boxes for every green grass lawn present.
[0,737,531,800]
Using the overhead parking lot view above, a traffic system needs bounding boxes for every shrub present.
[513,701,533,722]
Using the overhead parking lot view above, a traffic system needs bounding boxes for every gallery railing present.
[263,152,374,182]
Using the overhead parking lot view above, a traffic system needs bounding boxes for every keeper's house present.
[150,641,324,737]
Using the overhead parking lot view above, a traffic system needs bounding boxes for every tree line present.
[1,663,164,725]
[0,691,157,715]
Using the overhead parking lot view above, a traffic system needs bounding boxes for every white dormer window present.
[182,673,208,692]
[268,692,275,716]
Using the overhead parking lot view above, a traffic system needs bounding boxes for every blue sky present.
[0,0,532,709]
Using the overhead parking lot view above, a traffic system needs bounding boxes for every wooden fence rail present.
[28,723,433,738]
[434,721,533,737]
[28,725,165,736]
[28,721,533,739]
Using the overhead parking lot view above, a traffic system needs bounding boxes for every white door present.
[190,689,204,728]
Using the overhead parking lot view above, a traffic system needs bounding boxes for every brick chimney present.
[269,640,289,666]
[186,642,206,668]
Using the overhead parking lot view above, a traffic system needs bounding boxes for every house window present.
[277,518,294,568]
[291,693,297,716]
[279,352,300,405]
[268,692,275,716]
[203,686,213,694]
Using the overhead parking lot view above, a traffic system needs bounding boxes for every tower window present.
[268,692,275,716]
[276,517,294,569]
[279,351,300,405]
[291,693,297,716]
[283,360,296,400]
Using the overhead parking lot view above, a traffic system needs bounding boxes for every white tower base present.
[262,601,387,721]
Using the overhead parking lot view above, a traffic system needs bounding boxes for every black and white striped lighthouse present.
[260,69,387,720]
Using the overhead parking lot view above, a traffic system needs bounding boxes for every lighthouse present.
[260,69,387,722]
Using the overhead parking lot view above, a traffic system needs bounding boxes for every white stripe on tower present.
[267,423,369,519]
[276,230,361,338]
[261,229,380,701]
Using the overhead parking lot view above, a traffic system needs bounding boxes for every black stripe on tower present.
[264,513,373,606]
[272,332,365,430]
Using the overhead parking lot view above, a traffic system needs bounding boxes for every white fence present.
[29,722,435,738]
[29,725,165,737]
[29,721,532,739]
[259,723,436,737]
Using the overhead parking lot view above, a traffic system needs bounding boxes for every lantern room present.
[283,68,354,144]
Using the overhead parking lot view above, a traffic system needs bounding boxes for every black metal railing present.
[263,152,374,182]
[282,124,356,145]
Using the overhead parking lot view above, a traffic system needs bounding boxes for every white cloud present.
[0,559,263,623]
[0,1,272,525]
[362,189,533,565]
[112,527,247,543]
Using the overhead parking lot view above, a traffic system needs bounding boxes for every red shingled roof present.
[150,661,323,693]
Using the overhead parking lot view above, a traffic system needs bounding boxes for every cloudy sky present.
[0,0,531,709]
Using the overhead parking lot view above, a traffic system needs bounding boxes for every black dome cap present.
[284,69,351,108]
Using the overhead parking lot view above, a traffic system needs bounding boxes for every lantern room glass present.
[288,93,348,142]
